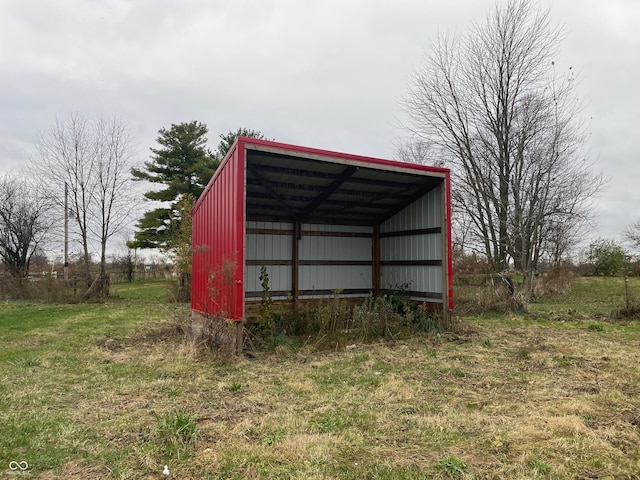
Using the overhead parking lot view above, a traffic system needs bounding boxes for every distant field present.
[1,277,639,479]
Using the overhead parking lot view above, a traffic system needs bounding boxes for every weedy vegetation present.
[1,277,640,478]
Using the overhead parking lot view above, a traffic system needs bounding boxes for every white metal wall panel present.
[381,234,442,262]
[299,235,371,261]
[381,266,442,299]
[380,184,441,233]
[380,184,443,300]
[245,221,293,297]
[299,266,372,292]
[299,223,373,296]
[245,221,293,261]
[301,224,373,234]
[245,265,292,295]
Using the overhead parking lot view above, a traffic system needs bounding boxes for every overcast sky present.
[1,0,638,249]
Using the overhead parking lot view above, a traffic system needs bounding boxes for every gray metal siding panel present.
[245,221,293,262]
[381,265,442,295]
[299,236,371,261]
[299,223,373,293]
[246,233,292,261]
[301,224,373,234]
[381,234,442,261]
[379,184,443,302]
[245,221,293,296]
[299,266,372,291]
[381,184,441,233]
[246,265,292,293]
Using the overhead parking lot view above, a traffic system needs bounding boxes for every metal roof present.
[244,143,445,225]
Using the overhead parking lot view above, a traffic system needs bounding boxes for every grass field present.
[1,278,640,479]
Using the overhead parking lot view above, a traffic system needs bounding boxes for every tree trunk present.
[84,271,109,300]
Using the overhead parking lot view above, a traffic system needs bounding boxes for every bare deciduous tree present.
[403,0,604,299]
[539,216,585,267]
[85,116,137,297]
[34,114,94,284]
[623,220,640,253]
[32,113,137,297]
[0,175,55,279]
[395,138,436,165]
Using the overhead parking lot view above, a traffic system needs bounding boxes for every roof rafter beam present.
[310,186,415,221]
[300,166,358,222]
[250,162,417,190]
[246,162,300,221]
[249,163,333,180]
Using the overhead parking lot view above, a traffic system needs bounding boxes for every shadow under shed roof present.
[244,143,444,225]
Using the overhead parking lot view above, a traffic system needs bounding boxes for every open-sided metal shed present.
[191,137,452,352]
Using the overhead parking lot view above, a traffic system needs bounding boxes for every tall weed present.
[257,292,443,351]
[152,409,198,460]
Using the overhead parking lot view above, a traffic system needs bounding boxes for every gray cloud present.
[1,0,637,245]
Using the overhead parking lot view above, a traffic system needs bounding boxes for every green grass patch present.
[435,456,467,478]
[529,458,552,475]
[152,409,199,460]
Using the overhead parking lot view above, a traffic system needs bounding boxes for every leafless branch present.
[402,0,605,298]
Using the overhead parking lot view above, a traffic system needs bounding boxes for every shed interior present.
[242,143,449,319]
[245,148,441,225]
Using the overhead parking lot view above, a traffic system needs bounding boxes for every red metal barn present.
[191,137,452,352]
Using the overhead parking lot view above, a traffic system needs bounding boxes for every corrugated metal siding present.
[245,266,292,297]
[191,144,245,319]
[245,221,293,298]
[298,266,372,297]
[381,185,441,232]
[299,237,371,262]
[299,224,373,298]
[381,234,442,261]
[381,266,443,301]
[246,222,293,260]
[380,184,443,301]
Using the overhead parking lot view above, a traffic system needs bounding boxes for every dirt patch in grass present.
[38,461,114,479]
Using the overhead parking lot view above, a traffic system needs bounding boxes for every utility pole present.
[64,182,69,281]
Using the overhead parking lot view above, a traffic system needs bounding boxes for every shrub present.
[315,291,351,334]
[168,272,191,303]
[454,276,522,315]
[0,276,82,303]
[535,264,573,297]
[615,300,640,319]
[585,238,631,276]
[452,248,490,275]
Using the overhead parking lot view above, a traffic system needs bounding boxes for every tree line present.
[0,119,264,299]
